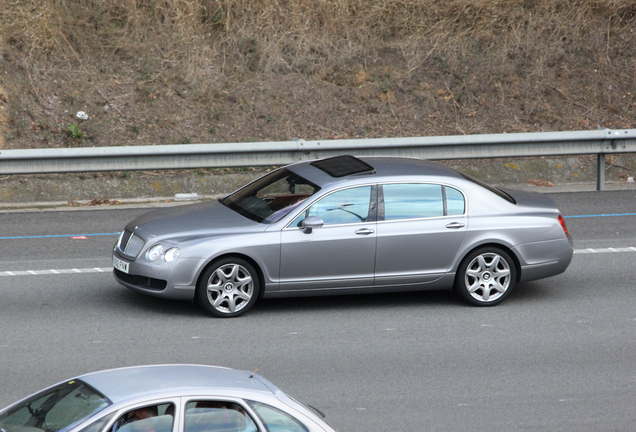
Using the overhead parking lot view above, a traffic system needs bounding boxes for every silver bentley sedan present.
[0,364,336,432]
[112,155,573,317]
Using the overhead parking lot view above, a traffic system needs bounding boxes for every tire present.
[454,247,517,306]
[196,257,260,317]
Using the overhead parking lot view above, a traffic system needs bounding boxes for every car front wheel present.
[196,257,259,317]
[455,247,516,306]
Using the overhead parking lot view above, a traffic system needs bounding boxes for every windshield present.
[0,380,111,432]
[221,168,320,223]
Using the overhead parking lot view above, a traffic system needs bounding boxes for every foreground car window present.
[246,401,308,432]
[0,380,110,432]
[111,404,175,432]
[221,169,320,223]
[292,186,372,227]
[184,401,257,432]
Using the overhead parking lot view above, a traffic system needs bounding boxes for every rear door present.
[374,183,467,287]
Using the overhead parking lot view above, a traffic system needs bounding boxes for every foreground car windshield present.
[0,380,110,432]
[221,168,320,223]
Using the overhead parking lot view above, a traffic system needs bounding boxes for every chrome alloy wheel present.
[464,252,511,303]
[206,263,254,314]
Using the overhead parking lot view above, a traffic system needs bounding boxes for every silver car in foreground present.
[112,155,573,317]
[0,364,336,432]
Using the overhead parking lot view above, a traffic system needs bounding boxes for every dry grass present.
[0,0,635,150]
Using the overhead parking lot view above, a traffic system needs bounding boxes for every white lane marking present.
[574,247,636,254]
[0,267,111,276]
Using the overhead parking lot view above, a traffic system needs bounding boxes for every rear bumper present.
[514,236,573,283]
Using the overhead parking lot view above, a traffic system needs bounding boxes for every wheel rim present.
[206,263,254,314]
[464,252,511,303]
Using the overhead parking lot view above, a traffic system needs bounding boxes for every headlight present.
[147,244,164,261]
[164,247,181,262]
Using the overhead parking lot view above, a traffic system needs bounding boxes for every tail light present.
[558,215,569,237]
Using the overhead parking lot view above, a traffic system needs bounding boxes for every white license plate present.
[113,255,130,274]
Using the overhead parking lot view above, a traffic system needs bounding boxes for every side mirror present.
[301,216,324,234]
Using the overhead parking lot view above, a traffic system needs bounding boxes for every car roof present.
[77,365,273,403]
[287,156,464,188]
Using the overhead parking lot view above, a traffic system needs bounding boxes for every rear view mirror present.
[301,216,324,234]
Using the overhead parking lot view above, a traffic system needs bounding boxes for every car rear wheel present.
[196,257,259,317]
[455,247,516,306]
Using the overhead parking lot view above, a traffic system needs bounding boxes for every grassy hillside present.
[0,0,635,151]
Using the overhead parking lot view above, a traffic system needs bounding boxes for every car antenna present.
[249,354,270,378]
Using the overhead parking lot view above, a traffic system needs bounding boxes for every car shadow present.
[254,289,460,315]
[509,280,559,303]
[110,287,206,317]
[111,284,461,317]
[113,282,561,318]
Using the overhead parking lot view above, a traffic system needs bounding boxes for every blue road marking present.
[564,213,636,218]
[0,233,120,240]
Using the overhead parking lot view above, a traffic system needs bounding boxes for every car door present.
[375,183,467,287]
[279,185,377,292]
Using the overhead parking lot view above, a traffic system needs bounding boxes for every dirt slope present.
[0,0,635,194]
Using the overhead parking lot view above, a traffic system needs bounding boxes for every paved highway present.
[0,190,635,431]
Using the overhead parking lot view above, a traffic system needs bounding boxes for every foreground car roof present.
[78,364,271,403]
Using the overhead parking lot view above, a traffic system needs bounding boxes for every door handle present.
[355,228,375,235]
[445,222,465,229]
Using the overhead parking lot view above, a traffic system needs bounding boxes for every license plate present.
[113,255,130,274]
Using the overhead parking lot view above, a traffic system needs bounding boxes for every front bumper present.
[112,249,204,301]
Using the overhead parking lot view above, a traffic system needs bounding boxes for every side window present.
[246,401,308,432]
[291,186,372,227]
[184,401,257,432]
[112,404,174,432]
[445,186,465,215]
[382,184,443,220]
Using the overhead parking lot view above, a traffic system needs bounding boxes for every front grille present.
[119,230,145,258]
[114,269,167,291]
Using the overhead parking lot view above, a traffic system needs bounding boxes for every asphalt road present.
[1,190,635,431]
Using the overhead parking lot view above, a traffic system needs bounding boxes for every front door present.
[280,185,377,292]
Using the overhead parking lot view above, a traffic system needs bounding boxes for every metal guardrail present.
[1,128,635,190]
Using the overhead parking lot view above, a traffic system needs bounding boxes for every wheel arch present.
[196,253,267,299]
[454,242,522,284]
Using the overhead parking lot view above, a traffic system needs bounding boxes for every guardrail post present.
[597,153,605,191]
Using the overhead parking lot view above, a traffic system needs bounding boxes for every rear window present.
[458,172,516,204]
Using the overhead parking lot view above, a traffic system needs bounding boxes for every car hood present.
[497,187,559,211]
[126,199,264,239]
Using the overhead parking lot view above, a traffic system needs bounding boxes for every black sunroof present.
[310,155,375,178]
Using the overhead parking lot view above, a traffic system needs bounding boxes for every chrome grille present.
[119,229,145,258]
